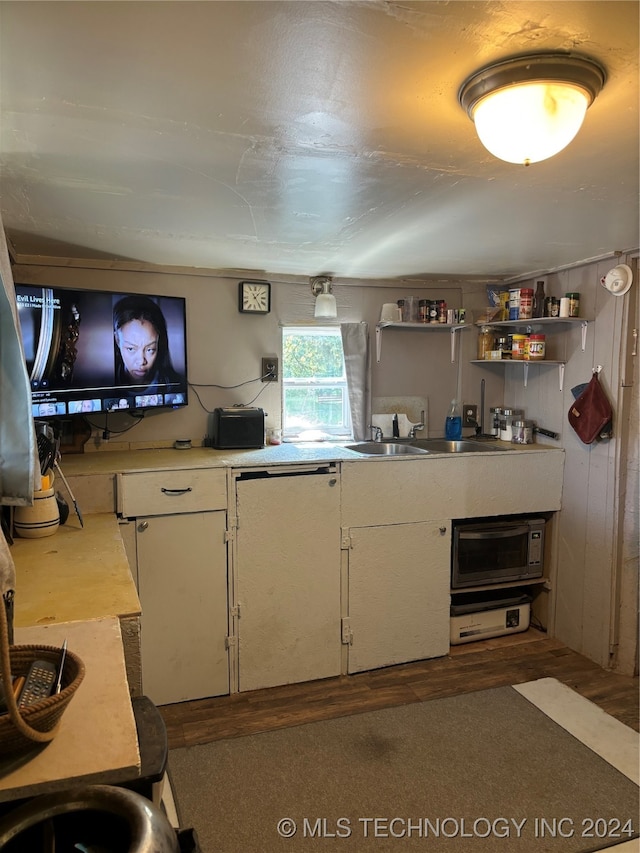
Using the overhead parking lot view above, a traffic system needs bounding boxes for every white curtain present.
[340,322,370,442]
[0,223,37,506]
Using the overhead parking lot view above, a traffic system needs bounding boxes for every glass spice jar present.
[490,407,503,436]
[496,336,511,358]
[477,326,494,360]
[566,292,580,317]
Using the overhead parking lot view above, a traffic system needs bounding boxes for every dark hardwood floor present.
[159,629,639,751]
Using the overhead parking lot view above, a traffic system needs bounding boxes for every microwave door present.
[454,524,531,586]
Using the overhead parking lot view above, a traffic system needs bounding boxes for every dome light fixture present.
[458,52,606,166]
[311,275,337,319]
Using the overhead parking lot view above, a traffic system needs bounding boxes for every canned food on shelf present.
[519,288,533,320]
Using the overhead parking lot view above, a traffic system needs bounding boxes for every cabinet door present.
[236,473,341,692]
[347,521,450,674]
[137,511,229,704]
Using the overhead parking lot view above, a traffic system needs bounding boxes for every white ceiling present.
[1,1,638,281]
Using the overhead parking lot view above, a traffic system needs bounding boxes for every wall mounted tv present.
[15,284,188,418]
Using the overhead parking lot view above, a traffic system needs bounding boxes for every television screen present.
[15,284,188,418]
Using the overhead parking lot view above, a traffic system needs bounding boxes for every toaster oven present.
[210,407,265,449]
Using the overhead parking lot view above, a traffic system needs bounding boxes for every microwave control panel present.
[529,530,543,565]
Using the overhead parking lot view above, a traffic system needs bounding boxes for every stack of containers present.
[499,408,524,442]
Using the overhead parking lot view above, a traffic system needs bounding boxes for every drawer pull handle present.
[160,487,193,496]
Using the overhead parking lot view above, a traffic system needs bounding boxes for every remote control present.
[18,660,57,708]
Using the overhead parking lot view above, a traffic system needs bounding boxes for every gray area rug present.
[169,686,639,853]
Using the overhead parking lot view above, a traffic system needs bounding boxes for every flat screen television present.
[15,284,188,418]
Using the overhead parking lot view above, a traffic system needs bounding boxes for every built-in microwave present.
[451,516,545,589]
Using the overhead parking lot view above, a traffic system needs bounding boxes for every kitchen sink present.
[409,438,508,453]
[345,442,430,456]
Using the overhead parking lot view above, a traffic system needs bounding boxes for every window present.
[282,326,352,440]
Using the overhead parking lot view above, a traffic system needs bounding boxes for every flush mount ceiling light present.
[311,275,337,319]
[458,52,606,166]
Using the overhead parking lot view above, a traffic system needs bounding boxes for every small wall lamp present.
[458,52,606,166]
[311,275,337,319]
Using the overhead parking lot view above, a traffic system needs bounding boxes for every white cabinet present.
[234,466,342,692]
[135,511,229,704]
[118,468,229,705]
[345,521,450,673]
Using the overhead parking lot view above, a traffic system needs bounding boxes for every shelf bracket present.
[376,325,383,363]
[449,326,466,363]
[581,321,588,352]
[517,361,564,390]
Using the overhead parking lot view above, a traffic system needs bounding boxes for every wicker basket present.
[0,599,85,759]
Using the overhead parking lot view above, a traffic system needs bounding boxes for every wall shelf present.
[470,359,566,390]
[375,322,469,363]
[479,317,590,352]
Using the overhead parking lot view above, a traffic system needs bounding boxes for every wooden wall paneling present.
[610,255,639,675]
[580,260,623,666]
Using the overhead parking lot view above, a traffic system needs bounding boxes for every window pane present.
[282,327,352,439]
[283,386,347,430]
[283,329,345,379]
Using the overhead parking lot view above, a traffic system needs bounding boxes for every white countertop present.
[59,439,560,476]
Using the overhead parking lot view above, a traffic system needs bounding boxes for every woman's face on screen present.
[116,319,159,383]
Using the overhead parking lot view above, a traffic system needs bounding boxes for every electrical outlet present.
[463,404,477,427]
[261,357,278,382]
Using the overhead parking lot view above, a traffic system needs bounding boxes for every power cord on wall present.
[188,370,272,414]
[84,409,145,441]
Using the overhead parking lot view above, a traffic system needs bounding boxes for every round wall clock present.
[238,280,271,314]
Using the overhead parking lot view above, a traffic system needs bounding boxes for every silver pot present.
[0,784,179,852]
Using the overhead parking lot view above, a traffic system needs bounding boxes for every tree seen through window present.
[282,327,352,439]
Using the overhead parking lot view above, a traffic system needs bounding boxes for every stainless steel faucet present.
[408,410,425,438]
[368,424,383,442]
